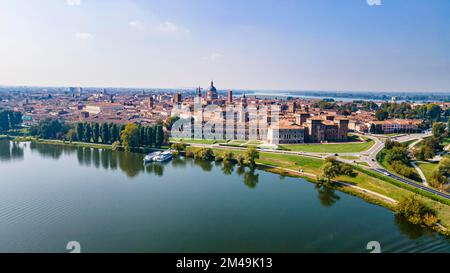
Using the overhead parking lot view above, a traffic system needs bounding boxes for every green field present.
[279,139,374,154]
[339,156,359,160]
[443,137,450,147]
[416,161,439,182]
[170,138,228,145]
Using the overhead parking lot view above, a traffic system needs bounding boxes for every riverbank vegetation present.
[17,119,168,152]
[0,110,22,133]
[429,157,450,191]
[396,195,438,227]
[377,139,421,182]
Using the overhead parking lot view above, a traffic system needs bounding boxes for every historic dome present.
[207,81,217,92]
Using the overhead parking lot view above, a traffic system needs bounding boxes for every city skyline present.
[0,0,449,92]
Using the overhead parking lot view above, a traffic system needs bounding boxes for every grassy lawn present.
[416,161,439,182]
[340,155,359,160]
[170,138,228,145]
[279,139,374,154]
[246,140,263,145]
[442,137,450,147]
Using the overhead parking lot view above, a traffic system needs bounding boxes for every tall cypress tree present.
[140,126,146,146]
[146,126,154,147]
[0,111,10,132]
[118,124,126,141]
[155,125,164,148]
[109,123,116,142]
[84,123,92,143]
[101,123,110,144]
[92,123,100,143]
[76,123,84,142]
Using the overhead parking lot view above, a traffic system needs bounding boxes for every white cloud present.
[156,21,189,34]
[75,32,94,40]
[203,52,223,62]
[66,0,81,6]
[128,20,145,30]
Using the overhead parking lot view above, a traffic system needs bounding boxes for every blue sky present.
[0,0,449,92]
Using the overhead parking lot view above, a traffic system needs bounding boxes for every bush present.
[237,155,245,166]
[214,156,223,162]
[223,152,235,163]
[422,213,438,227]
[171,142,187,152]
[194,148,215,161]
[396,195,436,226]
[111,141,122,151]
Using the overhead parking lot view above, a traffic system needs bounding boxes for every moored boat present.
[143,152,161,163]
[153,151,173,162]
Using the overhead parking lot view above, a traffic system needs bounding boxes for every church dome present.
[207,81,217,92]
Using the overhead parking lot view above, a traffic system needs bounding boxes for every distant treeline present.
[281,91,450,102]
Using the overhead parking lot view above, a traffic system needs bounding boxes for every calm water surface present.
[0,141,449,253]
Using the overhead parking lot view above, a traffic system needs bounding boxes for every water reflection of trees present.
[315,185,341,207]
[394,214,427,240]
[0,141,24,162]
[243,169,259,189]
[222,163,234,175]
[171,157,187,168]
[22,142,262,184]
[194,159,213,172]
[29,142,77,160]
[186,158,260,188]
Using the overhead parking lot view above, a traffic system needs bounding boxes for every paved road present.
[372,168,450,199]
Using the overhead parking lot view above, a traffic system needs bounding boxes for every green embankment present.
[379,154,423,184]
[170,138,228,145]
[416,161,439,182]
[278,139,374,154]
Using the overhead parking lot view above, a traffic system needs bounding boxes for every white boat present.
[143,152,161,163]
[153,151,173,162]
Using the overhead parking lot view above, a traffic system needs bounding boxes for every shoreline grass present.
[278,139,374,153]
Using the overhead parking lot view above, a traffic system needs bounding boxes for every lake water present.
[0,140,448,253]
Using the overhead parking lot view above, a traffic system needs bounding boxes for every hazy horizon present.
[1,0,449,93]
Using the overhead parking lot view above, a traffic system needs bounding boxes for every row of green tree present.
[0,110,22,132]
[29,118,166,151]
